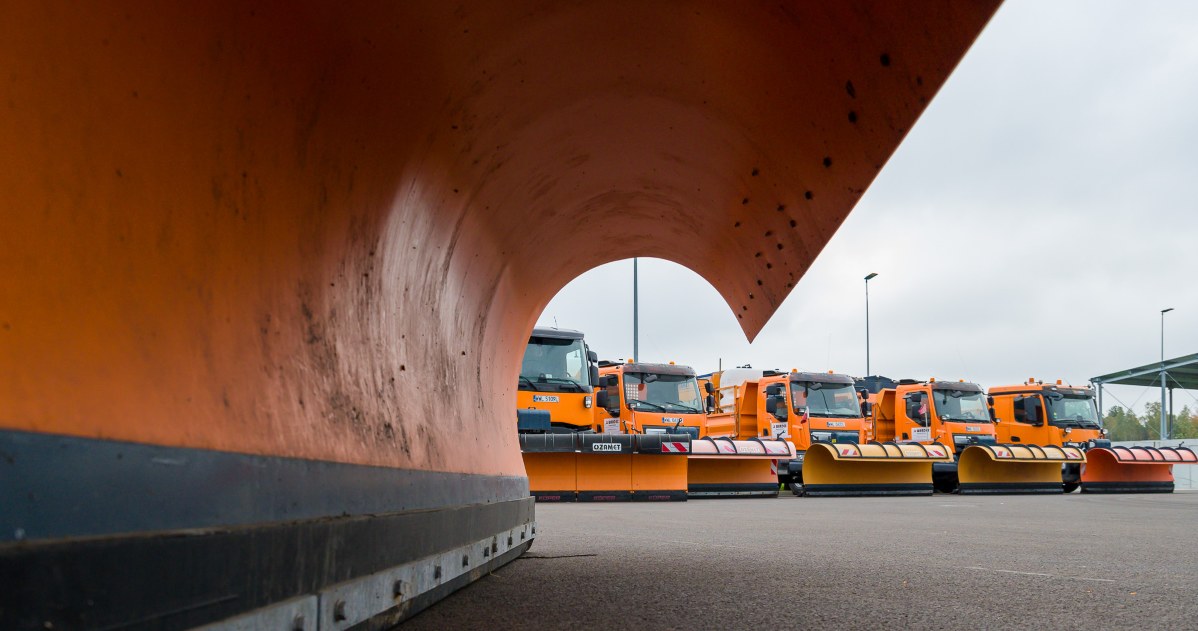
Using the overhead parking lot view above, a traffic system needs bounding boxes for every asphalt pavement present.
[407,492,1198,629]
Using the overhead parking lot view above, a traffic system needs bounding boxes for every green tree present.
[1168,405,1198,440]
[1103,405,1149,441]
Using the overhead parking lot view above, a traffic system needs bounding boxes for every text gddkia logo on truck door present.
[592,443,623,452]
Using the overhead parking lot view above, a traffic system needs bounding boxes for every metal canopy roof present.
[1091,352,1198,389]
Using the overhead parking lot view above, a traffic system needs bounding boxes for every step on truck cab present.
[864,378,1083,494]
[516,328,692,502]
[990,379,1196,493]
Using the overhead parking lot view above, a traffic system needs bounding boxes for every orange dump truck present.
[990,380,1197,493]
[708,370,951,495]
[862,378,1084,494]
[516,328,692,502]
[594,361,793,498]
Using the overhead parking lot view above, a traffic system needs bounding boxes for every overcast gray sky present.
[538,0,1198,421]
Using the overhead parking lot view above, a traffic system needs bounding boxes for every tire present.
[1062,482,1080,494]
[933,475,958,494]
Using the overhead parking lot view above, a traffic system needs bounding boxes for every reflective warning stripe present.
[661,442,690,454]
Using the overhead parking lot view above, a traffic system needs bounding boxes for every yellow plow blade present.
[957,444,1085,494]
[800,442,953,496]
[687,437,794,498]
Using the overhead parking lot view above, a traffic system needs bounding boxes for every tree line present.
[1103,402,1198,441]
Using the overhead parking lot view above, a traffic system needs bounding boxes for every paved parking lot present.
[408,493,1198,629]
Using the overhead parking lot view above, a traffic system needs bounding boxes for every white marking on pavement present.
[965,566,1117,583]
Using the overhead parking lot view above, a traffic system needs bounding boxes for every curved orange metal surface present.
[0,2,999,478]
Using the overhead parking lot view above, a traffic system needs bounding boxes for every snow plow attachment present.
[1080,446,1198,494]
[686,437,795,498]
[800,442,954,496]
[957,444,1085,494]
[520,434,691,502]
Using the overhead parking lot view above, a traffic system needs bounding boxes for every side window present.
[564,347,583,382]
[1013,397,1027,423]
[792,387,807,411]
[601,374,621,410]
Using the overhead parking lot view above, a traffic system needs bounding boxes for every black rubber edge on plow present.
[958,482,1064,495]
[802,483,933,497]
[1080,481,1174,494]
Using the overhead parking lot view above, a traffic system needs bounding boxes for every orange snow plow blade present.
[1081,446,1198,494]
[801,442,953,496]
[958,444,1085,494]
[520,434,690,502]
[687,437,794,498]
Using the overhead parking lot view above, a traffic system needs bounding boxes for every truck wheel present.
[788,481,804,496]
[1062,482,1079,494]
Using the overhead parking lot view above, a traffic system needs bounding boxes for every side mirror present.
[987,395,995,406]
[764,384,783,396]
[861,401,872,416]
[587,350,598,363]
[705,394,715,414]
[595,390,609,409]
[704,381,715,394]
[589,365,600,387]
[603,375,619,388]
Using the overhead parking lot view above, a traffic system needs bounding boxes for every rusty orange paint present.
[0,2,1000,477]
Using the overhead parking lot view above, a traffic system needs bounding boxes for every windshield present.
[624,373,703,413]
[791,382,861,418]
[1046,395,1100,428]
[519,337,591,392]
[932,390,991,422]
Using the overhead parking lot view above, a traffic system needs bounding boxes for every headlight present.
[1100,428,1109,437]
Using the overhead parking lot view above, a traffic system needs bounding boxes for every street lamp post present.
[865,273,878,377]
[1161,307,1173,440]
[633,258,639,362]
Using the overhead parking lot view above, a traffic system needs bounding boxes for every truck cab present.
[764,370,867,488]
[706,369,865,488]
[989,380,1107,448]
[516,327,599,432]
[989,380,1109,492]
[594,361,714,438]
[875,379,997,453]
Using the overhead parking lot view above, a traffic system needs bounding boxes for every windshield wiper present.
[661,402,702,413]
[629,400,668,412]
[541,376,586,392]
[518,375,541,391]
